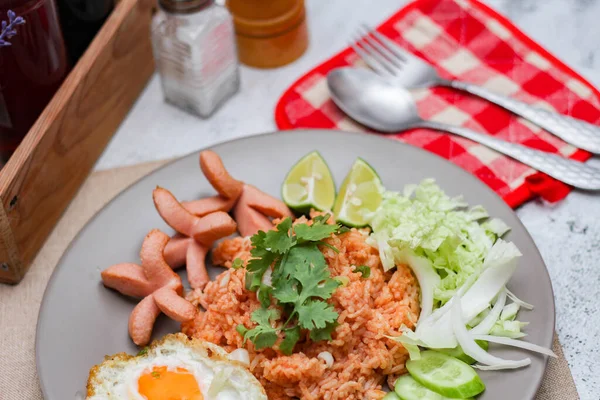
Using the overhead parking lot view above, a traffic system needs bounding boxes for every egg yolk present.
[138,366,203,400]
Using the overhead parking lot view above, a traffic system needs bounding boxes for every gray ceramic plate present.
[36,130,554,400]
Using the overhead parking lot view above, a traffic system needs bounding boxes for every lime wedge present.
[282,151,336,213]
[333,158,383,227]
[406,351,485,399]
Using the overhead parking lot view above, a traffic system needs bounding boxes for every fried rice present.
[182,222,420,400]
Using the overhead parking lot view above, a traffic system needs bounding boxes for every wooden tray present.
[0,0,156,284]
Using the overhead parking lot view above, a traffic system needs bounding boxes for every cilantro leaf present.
[263,217,295,253]
[275,244,324,284]
[253,331,278,349]
[247,249,277,273]
[257,284,273,308]
[252,307,278,325]
[250,230,267,249]
[242,217,343,353]
[294,222,338,243]
[297,300,338,330]
[293,259,339,304]
[354,265,371,278]
[246,250,278,291]
[279,326,301,355]
[240,308,280,350]
[272,279,299,303]
[309,321,337,342]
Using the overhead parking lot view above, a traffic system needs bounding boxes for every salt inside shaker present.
[151,0,240,118]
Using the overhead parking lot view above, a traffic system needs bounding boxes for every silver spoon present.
[327,67,600,191]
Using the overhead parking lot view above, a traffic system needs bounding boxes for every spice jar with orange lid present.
[226,0,308,68]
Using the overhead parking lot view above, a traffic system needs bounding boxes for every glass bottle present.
[56,0,115,63]
[151,0,240,118]
[0,0,70,166]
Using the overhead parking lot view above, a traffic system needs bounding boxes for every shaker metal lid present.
[159,0,212,13]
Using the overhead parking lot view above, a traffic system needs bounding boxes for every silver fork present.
[352,26,600,155]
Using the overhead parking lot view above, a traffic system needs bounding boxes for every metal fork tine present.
[363,25,413,62]
[358,27,404,70]
[355,35,399,76]
[349,39,394,78]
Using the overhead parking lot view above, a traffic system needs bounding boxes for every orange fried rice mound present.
[182,227,420,400]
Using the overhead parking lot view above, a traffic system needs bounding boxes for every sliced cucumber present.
[437,341,489,365]
[406,351,485,398]
[382,392,401,400]
[394,375,472,400]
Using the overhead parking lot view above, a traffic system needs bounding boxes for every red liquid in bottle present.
[0,0,69,166]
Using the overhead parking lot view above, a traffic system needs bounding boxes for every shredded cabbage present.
[372,180,555,370]
[369,179,508,305]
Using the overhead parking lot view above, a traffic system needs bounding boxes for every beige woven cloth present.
[0,160,579,399]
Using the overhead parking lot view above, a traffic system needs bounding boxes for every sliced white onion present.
[500,302,520,321]
[261,267,273,287]
[452,296,531,370]
[470,290,507,335]
[505,288,534,310]
[473,363,526,371]
[398,251,440,326]
[318,351,334,368]
[228,348,250,366]
[414,273,482,348]
[220,270,231,288]
[472,334,556,358]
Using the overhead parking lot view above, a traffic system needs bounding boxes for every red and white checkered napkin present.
[275,0,600,208]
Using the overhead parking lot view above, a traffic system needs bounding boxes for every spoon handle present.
[449,80,600,155]
[419,120,600,190]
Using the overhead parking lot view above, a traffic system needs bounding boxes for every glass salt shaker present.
[151,0,240,118]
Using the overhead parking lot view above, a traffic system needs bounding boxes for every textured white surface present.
[95,1,600,398]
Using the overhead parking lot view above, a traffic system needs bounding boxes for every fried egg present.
[86,333,267,400]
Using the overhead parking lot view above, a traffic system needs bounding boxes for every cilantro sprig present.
[239,215,345,355]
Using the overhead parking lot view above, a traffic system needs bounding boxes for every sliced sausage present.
[153,287,198,322]
[182,195,236,217]
[199,150,243,200]
[153,187,199,237]
[192,211,237,246]
[186,240,209,290]
[139,229,182,293]
[234,201,273,237]
[164,236,191,269]
[128,295,161,346]
[242,184,294,219]
[101,263,152,298]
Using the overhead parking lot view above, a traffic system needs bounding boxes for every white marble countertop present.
[96,0,599,398]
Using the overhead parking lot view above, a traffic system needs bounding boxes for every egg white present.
[86,334,267,400]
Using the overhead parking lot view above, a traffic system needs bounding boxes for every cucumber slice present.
[382,392,401,400]
[406,351,485,398]
[438,341,489,365]
[394,375,472,400]
[282,151,336,213]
